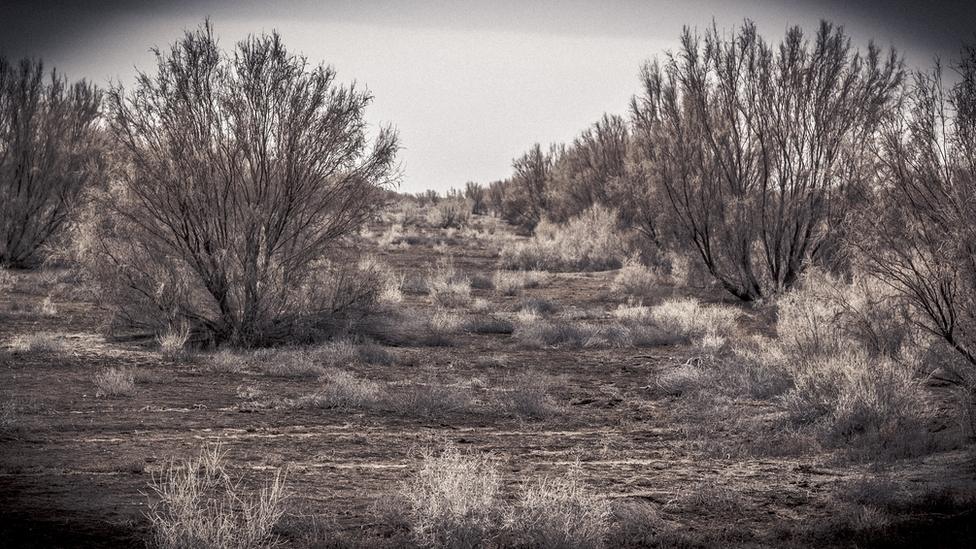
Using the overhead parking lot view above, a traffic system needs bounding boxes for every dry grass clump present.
[7,332,65,353]
[298,369,383,409]
[208,350,248,373]
[0,268,14,292]
[498,372,561,419]
[93,367,136,397]
[493,269,546,296]
[428,257,472,308]
[500,206,626,272]
[760,274,936,458]
[649,298,740,341]
[146,443,287,549]
[256,350,324,378]
[514,317,672,349]
[610,256,666,298]
[509,467,612,549]
[398,445,502,548]
[0,398,19,433]
[157,324,190,360]
[387,381,474,416]
[360,255,404,304]
[463,315,515,334]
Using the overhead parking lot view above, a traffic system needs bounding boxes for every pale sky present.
[2,1,974,193]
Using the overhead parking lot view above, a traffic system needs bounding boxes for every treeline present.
[466,21,976,371]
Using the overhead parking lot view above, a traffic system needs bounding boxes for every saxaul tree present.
[502,143,559,230]
[96,22,399,346]
[631,21,902,300]
[0,57,102,268]
[856,45,976,372]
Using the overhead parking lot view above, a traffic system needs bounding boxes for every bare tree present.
[502,143,558,230]
[548,114,630,222]
[0,57,102,268]
[631,21,902,300]
[464,181,487,215]
[94,22,399,346]
[856,47,976,370]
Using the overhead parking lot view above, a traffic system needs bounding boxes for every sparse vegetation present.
[92,367,135,397]
[146,444,287,549]
[500,206,626,272]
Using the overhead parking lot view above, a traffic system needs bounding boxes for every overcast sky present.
[2,1,974,193]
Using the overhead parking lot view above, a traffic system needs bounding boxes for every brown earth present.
[1,224,975,548]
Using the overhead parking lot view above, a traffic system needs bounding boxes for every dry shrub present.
[428,257,472,308]
[463,315,515,335]
[610,256,666,298]
[256,350,323,379]
[649,298,740,341]
[93,367,135,397]
[299,369,382,409]
[509,467,611,549]
[768,275,937,458]
[514,318,672,350]
[387,381,473,417]
[493,269,546,296]
[0,268,14,292]
[500,206,626,272]
[498,371,561,419]
[146,443,287,549]
[7,332,65,353]
[92,23,397,347]
[399,446,502,548]
[360,255,403,305]
[428,198,471,229]
[208,351,247,373]
[157,323,190,360]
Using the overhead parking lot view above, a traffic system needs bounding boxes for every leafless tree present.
[0,57,102,268]
[503,143,559,230]
[856,46,976,370]
[464,181,487,215]
[94,22,399,346]
[546,114,627,220]
[632,21,902,300]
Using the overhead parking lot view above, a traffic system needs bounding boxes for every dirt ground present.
[2,223,975,548]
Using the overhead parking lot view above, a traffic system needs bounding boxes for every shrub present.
[509,467,611,549]
[387,381,473,417]
[428,257,472,308]
[93,367,135,397]
[0,57,103,268]
[493,269,546,295]
[157,324,190,360]
[257,350,323,378]
[399,446,502,548]
[7,332,65,353]
[649,299,740,340]
[146,443,287,549]
[499,372,560,419]
[428,197,471,229]
[301,369,382,409]
[610,256,664,298]
[93,22,398,347]
[500,206,626,272]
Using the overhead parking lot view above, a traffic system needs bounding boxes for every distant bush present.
[91,22,397,347]
[0,57,103,268]
[500,206,626,272]
[611,256,666,298]
[427,256,472,308]
[428,197,471,229]
[493,269,546,295]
